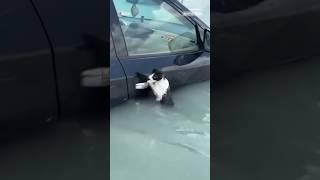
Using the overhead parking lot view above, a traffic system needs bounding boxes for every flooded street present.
[0,81,209,180]
[110,81,210,180]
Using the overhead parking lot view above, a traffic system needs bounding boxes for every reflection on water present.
[110,81,210,180]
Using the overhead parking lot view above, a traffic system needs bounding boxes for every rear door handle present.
[80,67,109,87]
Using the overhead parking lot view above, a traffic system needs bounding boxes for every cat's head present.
[149,69,164,81]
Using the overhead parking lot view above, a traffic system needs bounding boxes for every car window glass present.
[176,0,210,27]
[113,0,199,56]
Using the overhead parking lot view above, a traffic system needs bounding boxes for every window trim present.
[121,49,204,62]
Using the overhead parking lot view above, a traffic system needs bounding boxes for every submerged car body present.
[110,0,210,107]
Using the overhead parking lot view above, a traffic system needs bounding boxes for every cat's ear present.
[152,69,163,74]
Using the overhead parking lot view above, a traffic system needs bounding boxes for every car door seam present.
[111,35,130,99]
[29,0,61,118]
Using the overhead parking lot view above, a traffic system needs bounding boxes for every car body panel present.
[31,0,108,116]
[1,0,108,125]
[0,0,58,124]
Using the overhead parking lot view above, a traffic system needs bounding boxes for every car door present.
[32,0,108,117]
[0,0,58,125]
[111,0,210,99]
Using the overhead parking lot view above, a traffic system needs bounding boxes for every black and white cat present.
[136,69,174,106]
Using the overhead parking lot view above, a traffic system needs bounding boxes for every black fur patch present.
[151,69,163,81]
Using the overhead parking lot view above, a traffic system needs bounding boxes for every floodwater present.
[0,81,210,180]
[110,81,210,180]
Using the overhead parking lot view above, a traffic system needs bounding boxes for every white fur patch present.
[147,74,170,101]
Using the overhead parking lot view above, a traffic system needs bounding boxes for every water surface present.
[110,81,210,180]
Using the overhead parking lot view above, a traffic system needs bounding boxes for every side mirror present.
[203,29,210,52]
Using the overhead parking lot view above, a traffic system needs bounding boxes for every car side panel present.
[32,0,108,117]
[0,0,58,125]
